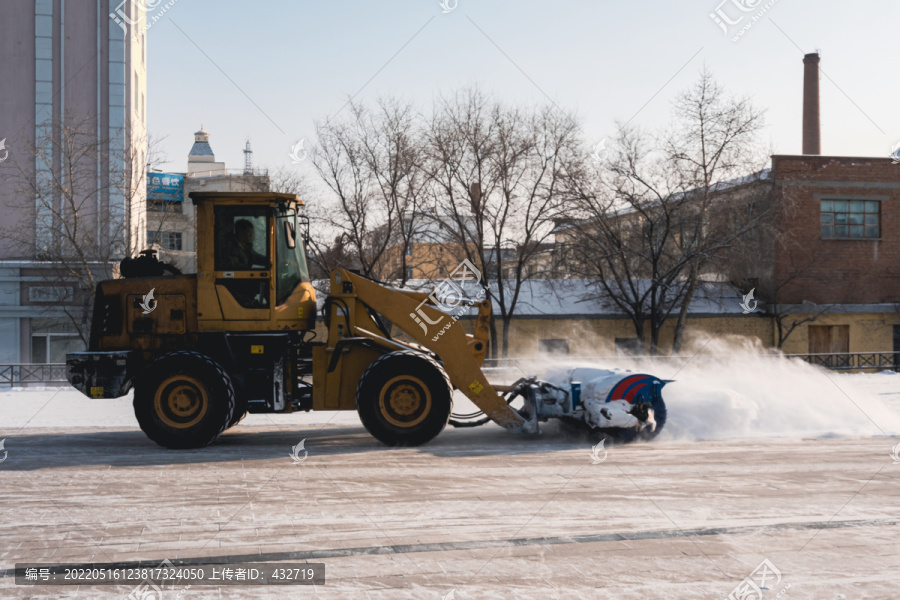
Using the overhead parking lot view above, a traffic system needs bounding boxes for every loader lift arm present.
[326,269,531,433]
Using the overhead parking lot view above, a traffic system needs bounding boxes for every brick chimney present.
[802,52,821,155]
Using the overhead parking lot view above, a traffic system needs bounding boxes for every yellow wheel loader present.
[66,192,666,449]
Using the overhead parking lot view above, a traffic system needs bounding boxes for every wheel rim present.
[378,375,431,428]
[153,374,209,429]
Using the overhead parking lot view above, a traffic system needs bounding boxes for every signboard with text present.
[147,172,184,203]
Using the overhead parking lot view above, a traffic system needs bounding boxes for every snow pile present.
[530,336,900,440]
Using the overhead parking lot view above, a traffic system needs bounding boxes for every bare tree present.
[565,124,696,354]
[310,98,426,284]
[563,71,769,354]
[1,115,152,344]
[423,87,581,356]
[663,70,768,351]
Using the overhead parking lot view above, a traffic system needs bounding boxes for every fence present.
[0,352,897,387]
[483,352,900,373]
[785,352,900,371]
[0,364,68,387]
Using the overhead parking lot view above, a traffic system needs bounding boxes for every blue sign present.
[147,173,184,202]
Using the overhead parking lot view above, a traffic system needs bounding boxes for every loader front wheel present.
[356,351,452,446]
[134,352,235,449]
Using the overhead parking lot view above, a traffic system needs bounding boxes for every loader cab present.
[190,192,316,331]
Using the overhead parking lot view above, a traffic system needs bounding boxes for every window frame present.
[274,209,310,305]
[213,206,271,272]
[30,318,83,363]
[147,230,183,250]
[818,196,882,240]
[147,199,183,213]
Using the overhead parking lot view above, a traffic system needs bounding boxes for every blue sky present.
[147,0,899,175]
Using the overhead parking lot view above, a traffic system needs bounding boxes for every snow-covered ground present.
[1,355,898,599]
[3,356,898,440]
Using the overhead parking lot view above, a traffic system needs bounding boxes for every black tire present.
[225,396,249,430]
[356,351,452,446]
[613,396,667,443]
[560,397,667,444]
[134,351,235,449]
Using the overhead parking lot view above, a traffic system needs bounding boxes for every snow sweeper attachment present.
[483,367,669,443]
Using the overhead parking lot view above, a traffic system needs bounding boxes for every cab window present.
[214,206,270,271]
[275,210,310,305]
[213,206,271,310]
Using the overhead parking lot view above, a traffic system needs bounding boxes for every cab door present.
[211,205,273,321]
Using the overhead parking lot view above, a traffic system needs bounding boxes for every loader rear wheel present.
[356,351,452,446]
[225,395,249,430]
[134,351,235,449]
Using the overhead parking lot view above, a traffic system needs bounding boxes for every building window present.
[538,339,569,356]
[148,230,182,250]
[148,199,183,213]
[821,200,879,239]
[31,318,82,363]
[615,338,643,356]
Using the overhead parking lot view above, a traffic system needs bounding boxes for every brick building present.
[763,154,900,357]
[756,53,900,358]
[772,155,899,305]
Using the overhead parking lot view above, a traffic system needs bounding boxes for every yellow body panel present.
[312,344,383,411]
[273,282,317,331]
[95,276,197,353]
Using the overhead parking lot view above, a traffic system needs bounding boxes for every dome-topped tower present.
[187,125,226,175]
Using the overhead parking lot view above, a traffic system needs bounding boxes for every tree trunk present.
[629,316,646,354]
[775,315,786,350]
[672,270,699,353]
[649,326,660,356]
[501,316,511,357]
[81,287,91,347]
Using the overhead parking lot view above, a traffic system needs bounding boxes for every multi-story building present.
[0,0,147,363]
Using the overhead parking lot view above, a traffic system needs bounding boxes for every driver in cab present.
[227,219,267,270]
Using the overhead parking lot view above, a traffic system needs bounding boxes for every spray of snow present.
[514,335,900,440]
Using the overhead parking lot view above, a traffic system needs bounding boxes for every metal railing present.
[784,352,900,371]
[0,351,896,387]
[483,352,900,372]
[0,364,68,387]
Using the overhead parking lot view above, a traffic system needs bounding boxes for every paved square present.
[1,385,899,599]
